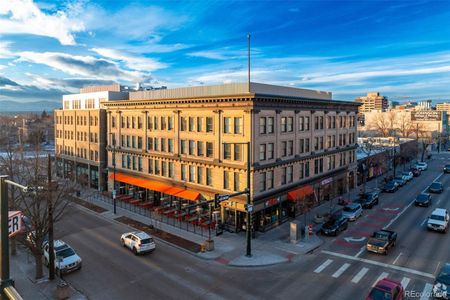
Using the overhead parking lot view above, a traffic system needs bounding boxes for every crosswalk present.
[313,259,433,299]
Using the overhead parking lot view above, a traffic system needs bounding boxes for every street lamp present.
[107,134,117,214]
[223,141,252,257]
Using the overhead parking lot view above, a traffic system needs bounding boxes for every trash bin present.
[55,281,70,300]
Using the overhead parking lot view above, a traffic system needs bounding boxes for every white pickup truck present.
[427,208,449,233]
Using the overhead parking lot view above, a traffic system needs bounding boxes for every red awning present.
[287,185,314,202]
[109,173,201,201]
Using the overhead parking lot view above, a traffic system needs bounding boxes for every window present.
[206,142,213,157]
[327,116,332,129]
[161,117,166,130]
[223,171,230,189]
[332,135,336,147]
[224,117,231,133]
[234,144,242,161]
[154,138,159,151]
[319,137,324,150]
[197,167,203,184]
[161,138,166,152]
[224,144,231,160]
[287,117,293,132]
[180,140,186,154]
[206,168,212,186]
[168,139,173,153]
[148,116,152,130]
[197,117,203,132]
[299,116,304,131]
[259,144,266,161]
[206,117,213,132]
[111,116,116,128]
[332,116,336,128]
[180,117,186,131]
[267,170,274,189]
[153,116,158,130]
[155,160,160,174]
[267,143,274,160]
[314,116,319,130]
[234,117,242,134]
[168,162,174,178]
[233,173,240,191]
[305,117,310,131]
[282,167,287,185]
[282,141,287,157]
[305,161,310,177]
[267,117,274,133]
[319,116,324,129]
[299,139,305,153]
[189,166,195,182]
[189,140,195,155]
[327,136,331,148]
[287,165,293,183]
[138,117,142,129]
[305,138,310,152]
[197,141,204,156]
[288,140,293,156]
[161,161,166,176]
[281,117,287,132]
[259,117,266,134]
[168,116,173,130]
[260,173,267,192]
[181,164,187,181]
[314,137,319,151]
[189,117,195,131]
[299,163,304,179]
[132,156,136,170]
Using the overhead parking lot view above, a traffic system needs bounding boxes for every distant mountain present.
[0,100,61,113]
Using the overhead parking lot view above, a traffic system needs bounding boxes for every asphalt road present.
[54,155,450,300]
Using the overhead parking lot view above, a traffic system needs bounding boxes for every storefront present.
[287,185,315,217]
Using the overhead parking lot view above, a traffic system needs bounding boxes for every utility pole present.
[112,136,117,214]
[47,154,55,280]
[0,176,13,296]
[246,141,252,257]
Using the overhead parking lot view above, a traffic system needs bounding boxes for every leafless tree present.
[369,113,391,137]
[397,113,414,138]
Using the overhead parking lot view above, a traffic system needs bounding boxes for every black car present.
[429,182,444,193]
[382,181,398,193]
[415,193,432,207]
[321,216,348,236]
[444,164,450,174]
[433,263,450,299]
[355,193,379,209]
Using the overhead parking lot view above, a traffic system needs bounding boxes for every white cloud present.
[0,65,6,70]
[0,0,84,45]
[91,48,167,72]
[188,47,257,61]
[0,41,14,59]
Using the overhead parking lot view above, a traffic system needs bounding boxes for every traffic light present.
[214,193,220,208]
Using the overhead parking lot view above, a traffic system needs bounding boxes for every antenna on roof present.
[247,33,251,93]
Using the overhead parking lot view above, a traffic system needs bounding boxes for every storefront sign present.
[321,178,333,186]
[265,198,280,208]
[8,211,23,238]
[411,111,442,121]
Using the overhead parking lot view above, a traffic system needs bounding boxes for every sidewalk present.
[10,245,86,300]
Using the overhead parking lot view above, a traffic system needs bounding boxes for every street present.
[55,155,450,300]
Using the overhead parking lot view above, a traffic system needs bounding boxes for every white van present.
[120,231,156,255]
[427,208,449,233]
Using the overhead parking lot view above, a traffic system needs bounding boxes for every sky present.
[1,0,450,104]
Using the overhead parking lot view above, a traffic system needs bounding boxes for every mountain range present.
[0,100,61,113]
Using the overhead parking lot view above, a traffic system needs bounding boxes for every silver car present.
[342,203,363,221]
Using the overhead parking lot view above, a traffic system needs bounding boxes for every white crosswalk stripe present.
[332,263,351,278]
[314,259,333,273]
[351,267,369,284]
[419,283,433,300]
[373,272,389,286]
[401,277,411,290]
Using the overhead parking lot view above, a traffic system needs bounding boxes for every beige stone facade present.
[355,92,388,113]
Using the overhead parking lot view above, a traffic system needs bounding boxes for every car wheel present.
[133,247,138,255]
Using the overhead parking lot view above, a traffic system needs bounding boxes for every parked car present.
[427,208,449,233]
[444,164,450,174]
[337,197,352,206]
[366,278,404,300]
[401,171,413,181]
[429,181,444,193]
[410,167,421,177]
[43,240,82,275]
[416,162,428,171]
[393,176,406,187]
[355,193,379,209]
[366,229,397,255]
[433,263,450,299]
[342,203,363,221]
[415,193,432,207]
[121,231,156,255]
[382,181,398,193]
[321,216,348,236]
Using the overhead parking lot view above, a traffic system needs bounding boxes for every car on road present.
[382,181,398,193]
[342,203,363,221]
[444,164,450,174]
[366,229,397,255]
[366,277,404,300]
[321,216,348,236]
[393,176,406,187]
[427,208,449,233]
[414,193,432,207]
[416,162,428,171]
[43,240,82,275]
[429,181,444,193]
[401,171,413,181]
[433,263,450,299]
[355,193,379,209]
[410,167,421,177]
[121,231,156,255]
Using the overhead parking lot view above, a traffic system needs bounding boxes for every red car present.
[366,278,404,300]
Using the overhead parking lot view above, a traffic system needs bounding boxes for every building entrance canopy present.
[109,173,201,201]
[287,185,314,202]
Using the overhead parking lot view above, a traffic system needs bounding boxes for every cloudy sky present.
[1,0,450,104]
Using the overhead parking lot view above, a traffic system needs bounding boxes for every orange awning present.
[287,185,314,202]
[109,173,201,201]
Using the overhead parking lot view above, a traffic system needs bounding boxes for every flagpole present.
[247,33,251,92]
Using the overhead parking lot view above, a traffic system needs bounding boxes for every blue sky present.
[1,0,450,104]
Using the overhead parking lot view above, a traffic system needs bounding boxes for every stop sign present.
[8,211,22,238]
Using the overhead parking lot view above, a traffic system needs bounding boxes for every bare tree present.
[387,111,398,137]
[397,113,414,138]
[369,112,395,137]
[359,138,385,194]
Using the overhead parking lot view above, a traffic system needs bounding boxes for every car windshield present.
[445,165,450,168]
[402,172,410,176]
[369,288,392,300]
[374,232,389,239]
[436,269,450,285]
[56,247,76,258]
[344,206,357,212]
[431,182,441,188]
[430,215,445,221]
[140,238,153,244]
[394,177,403,180]
[416,194,429,201]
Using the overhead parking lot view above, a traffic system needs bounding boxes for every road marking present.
[421,219,427,227]
[314,259,333,273]
[321,250,435,279]
[373,272,389,286]
[383,172,444,230]
[434,261,441,275]
[436,198,441,204]
[355,246,365,258]
[332,263,351,278]
[344,236,367,242]
[351,267,369,284]
[393,252,403,265]
[401,277,411,289]
[419,283,433,300]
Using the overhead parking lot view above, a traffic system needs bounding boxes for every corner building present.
[103,82,359,233]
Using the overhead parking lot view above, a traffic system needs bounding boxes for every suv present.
[444,164,450,174]
[415,193,432,207]
[429,182,444,193]
[427,208,449,233]
[43,240,82,275]
[393,176,406,187]
[383,181,398,193]
[342,203,363,221]
[416,162,428,171]
[433,263,450,299]
[401,171,413,181]
[321,216,348,236]
[121,231,156,255]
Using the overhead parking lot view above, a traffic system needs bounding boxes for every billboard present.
[411,111,442,121]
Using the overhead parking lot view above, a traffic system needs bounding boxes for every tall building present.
[436,102,450,114]
[101,82,359,232]
[416,100,432,110]
[54,84,129,191]
[355,92,388,113]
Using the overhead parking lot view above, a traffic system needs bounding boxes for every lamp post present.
[107,134,117,214]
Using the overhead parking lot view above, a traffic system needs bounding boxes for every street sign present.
[246,204,253,212]
[218,194,230,201]
[112,189,117,199]
[8,211,22,238]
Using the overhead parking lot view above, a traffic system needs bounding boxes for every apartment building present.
[355,92,388,113]
[102,82,359,232]
[54,84,128,190]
